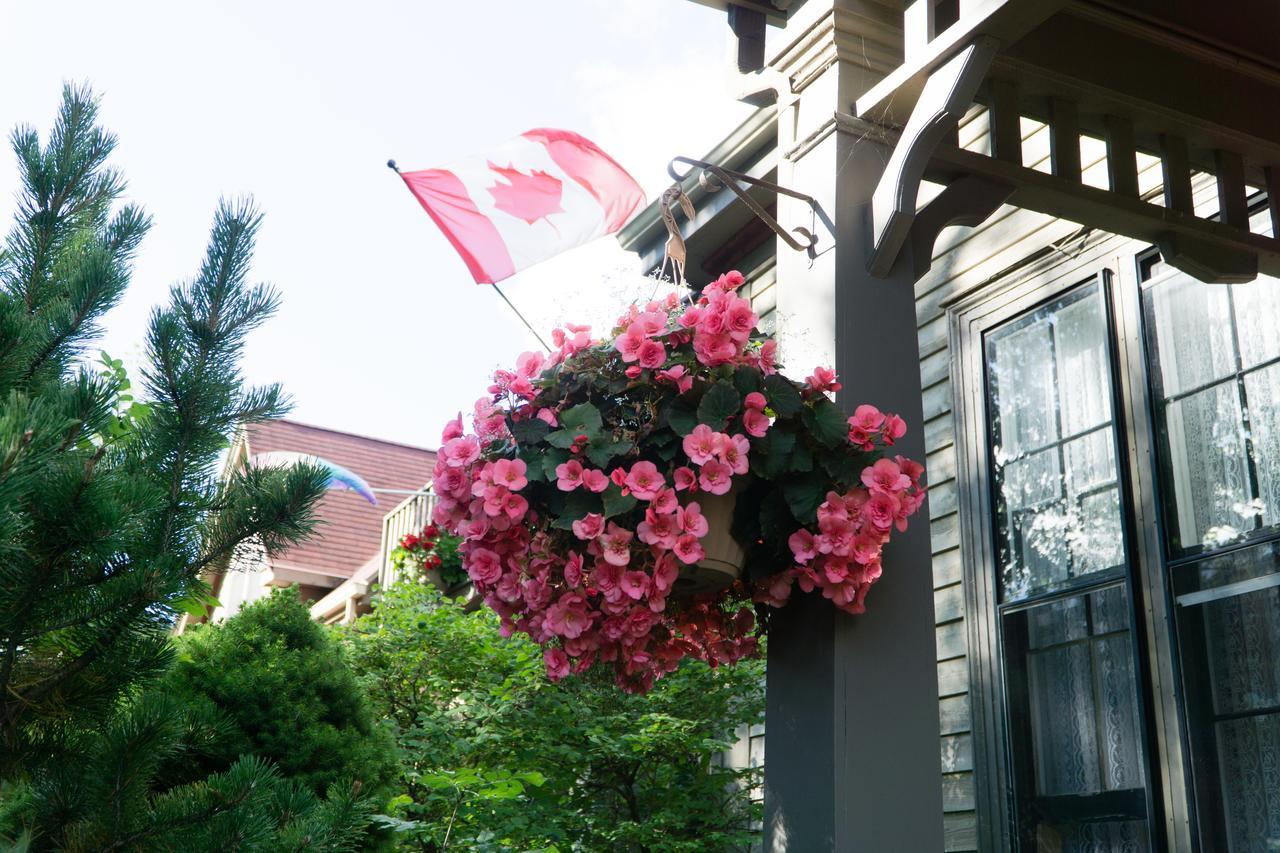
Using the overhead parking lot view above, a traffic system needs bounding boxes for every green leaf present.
[758,490,796,548]
[733,365,762,398]
[520,446,548,482]
[665,389,702,436]
[758,428,796,479]
[763,374,804,418]
[696,382,740,431]
[551,490,603,529]
[560,403,603,435]
[545,429,577,449]
[780,471,827,524]
[820,449,861,485]
[585,438,634,469]
[510,416,551,446]
[541,448,571,481]
[802,397,849,447]
[601,484,637,519]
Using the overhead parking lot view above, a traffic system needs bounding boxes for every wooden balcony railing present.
[378,488,435,589]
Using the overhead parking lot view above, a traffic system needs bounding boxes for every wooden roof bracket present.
[667,155,819,255]
[867,35,1001,278]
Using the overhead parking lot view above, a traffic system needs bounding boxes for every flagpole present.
[388,158,552,354]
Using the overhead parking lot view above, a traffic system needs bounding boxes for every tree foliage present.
[342,583,765,851]
[164,588,398,800]
[0,86,370,848]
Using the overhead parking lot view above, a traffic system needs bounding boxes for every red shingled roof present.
[240,420,436,580]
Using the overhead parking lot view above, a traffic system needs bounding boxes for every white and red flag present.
[397,129,646,284]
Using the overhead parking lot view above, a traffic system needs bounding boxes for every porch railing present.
[377,488,435,589]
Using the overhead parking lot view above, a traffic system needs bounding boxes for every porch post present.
[764,4,944,849]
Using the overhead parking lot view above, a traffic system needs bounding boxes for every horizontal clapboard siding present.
[916,105,1101,852]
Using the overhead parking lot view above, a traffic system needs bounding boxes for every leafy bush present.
[343,582,765,851]
[165,587,398,801]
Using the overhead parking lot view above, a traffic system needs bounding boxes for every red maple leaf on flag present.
[486,161,565,227]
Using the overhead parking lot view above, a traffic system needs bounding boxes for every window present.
[983,279,1153,851]
[958,204,1280,853]
[1141,241,1280,852]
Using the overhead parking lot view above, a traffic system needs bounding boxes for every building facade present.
[191,419,436,627]
[625,2,1280,849]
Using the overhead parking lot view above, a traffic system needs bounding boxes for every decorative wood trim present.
[868,36,1000,278]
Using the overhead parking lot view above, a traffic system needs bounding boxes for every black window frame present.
[953,266,1166,852]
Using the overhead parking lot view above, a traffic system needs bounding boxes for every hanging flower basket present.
[431,271,925,692]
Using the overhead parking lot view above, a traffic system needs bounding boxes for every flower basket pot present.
[674,485,744,596]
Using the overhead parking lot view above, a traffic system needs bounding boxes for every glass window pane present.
[1245,363,1280,529]
[988,282,1125,600]
[1172,541,1280,852]
[1160,381,1255,550]
[1146,272,1237,397]
[1233,279,1280,369]
[1008,586,1148,846]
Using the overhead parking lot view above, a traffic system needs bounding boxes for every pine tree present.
[0,84,328,775]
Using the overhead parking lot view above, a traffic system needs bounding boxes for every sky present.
[0,0,754,448]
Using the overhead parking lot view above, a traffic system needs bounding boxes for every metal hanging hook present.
[666,155,819,256]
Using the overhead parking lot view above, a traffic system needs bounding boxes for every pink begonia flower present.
[564,551,585,587]
[581,468,610,493]
[848,425,874,451]
[615,325,648,363]
[717,434,750,475]
[650,487,678,515]
[536,408,558,426]
[459,516,490,541]
[626,608,656,637]
[467,548,502,585]
[673,533,706,564]
[495,572,522,603]
[625,365,642,379]
[481,485,509,517]
[556,459,584,491]
[516,350,545,378]
[601,615,628,641]
[861,458,911,495]
[544,647,571,682]
[698,458,733,495]
[610,467,628,489]
[849,404,885,433]
[523,578,552,611]
[600,522,634,566]
[744,392,766,411]
[882,414,907,444]
[852,532,883,566]
[442,435,481,467]
[657,365,693,394]
[724,298,758,342]
[805,366,842,394]
[637,509,679,549]
[634,310,668,335]
[572,512,605,540]
[593,562,623,592]
[862,491,900,532]
[742,407,770,438]
[501,492,529,521]
[679,502,709,538]
[545,594,592,638]
[789,528,816,563]
[895,455,926,489]
[653,559,679,593]
[621,571,651,600]
[758,339,778,375]
[625,461,665,501]
[678,306,704,329]
[694,331,738,367]
[673,466,697,492]
[716,270,745,291]
[682,424,719,465]
[442,412,465,442]
[492,458,528,492]
[637,339,667,370]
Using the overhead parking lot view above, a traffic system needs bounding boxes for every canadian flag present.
[397,129,647,284]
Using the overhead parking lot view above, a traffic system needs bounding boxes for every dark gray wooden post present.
[765,9,944,848]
